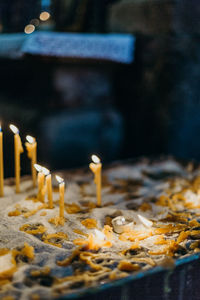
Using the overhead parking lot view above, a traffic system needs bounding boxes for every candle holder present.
[112,216,134,234]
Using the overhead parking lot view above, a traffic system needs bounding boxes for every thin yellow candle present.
[43,167,53,209]
[25,135,37,187]
[56,175,65,224]
[34,164,45,202]
[10,124,24,193]
[0,125,4,197]
[89,154,102,206]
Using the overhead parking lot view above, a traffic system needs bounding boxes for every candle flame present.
[138,214,153,228]
[94,229,105,241]
[91,154,100,164]
[34,163,43,172]
[42,167,50,176]
[0,124,2,132]
[26,135,35,144]
[10,124,19,134]
[56,175,64,184]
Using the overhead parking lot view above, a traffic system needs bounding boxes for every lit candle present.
[89,155,102,206]
[10,124,24,193]
[56,175,65,225]
[88,229,111,251]
[0,125,4,197]
[43,167,53,209]
[25,135,37,187]
[34,164,45,202]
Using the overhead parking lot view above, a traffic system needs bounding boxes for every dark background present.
[0,0,200,177]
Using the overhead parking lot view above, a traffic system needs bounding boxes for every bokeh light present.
[39,11,50,21]
[24,24,35,34]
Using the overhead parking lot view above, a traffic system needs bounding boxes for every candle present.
[43,167,53,209]
[89,155,102,206]
[87,229,112,251]
[10,124,24,193]
[25,135,37,187]
[138,214,153,228]
[34,164,45,202]
[0,125,4,197]
[56,175,65,225]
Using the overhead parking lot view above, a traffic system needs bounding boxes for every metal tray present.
[58,156,200,300]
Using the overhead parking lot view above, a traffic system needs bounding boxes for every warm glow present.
[10,124,19,134]
[24,24,35,34]
[138,214,153,228]
[34,164,43,173]
[94,229,105,241]
[39,11,50,21]
[87,229,111,250]
[91,154,100,164]
[26,135,35,144]
[56,175,64,184]
[42,167,50,176]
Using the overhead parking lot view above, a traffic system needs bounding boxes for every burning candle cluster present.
[0,123,157,259]
[0,124,103,228]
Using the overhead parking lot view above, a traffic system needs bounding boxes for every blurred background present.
[0,0,200,177]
